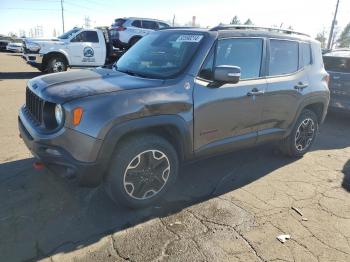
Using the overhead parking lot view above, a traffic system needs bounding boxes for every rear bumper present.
[18,107,105,187]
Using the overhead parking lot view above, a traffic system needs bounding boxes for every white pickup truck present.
[23,27,120,73]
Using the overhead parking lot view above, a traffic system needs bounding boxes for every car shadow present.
[342,160,350,192]
[0,72,42,80]
[0,113,349,261]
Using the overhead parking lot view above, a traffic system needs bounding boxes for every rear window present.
[71,31,99,43]
[324,56,350,73]
[113,19,126,27]
[269,39,299,76]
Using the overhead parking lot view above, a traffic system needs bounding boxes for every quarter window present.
[269,39,298,76]
[71,31,99,43]
[215,38,263,80]
[142,20,159,30]
[301,42,312,66]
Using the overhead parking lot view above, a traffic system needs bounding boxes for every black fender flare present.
[285,94,329,137]
[96,114,193,172]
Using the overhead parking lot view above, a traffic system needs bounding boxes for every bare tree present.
[244,19,253,25]
[230,16,240,25]
[337,22,350,48]
[316,30,327,48]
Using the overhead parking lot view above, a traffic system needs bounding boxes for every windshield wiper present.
[117,69,152,79]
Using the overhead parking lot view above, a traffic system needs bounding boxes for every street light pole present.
[327,0,340,50]
[61,0,65,33]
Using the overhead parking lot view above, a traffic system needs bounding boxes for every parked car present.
[19,25,329,208]
[0,39,10,51]
[6,41,23,52]
[110,17,170,49]
[323,49,350,113]
[23,27,120,73]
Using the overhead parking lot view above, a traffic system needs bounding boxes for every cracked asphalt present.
[1,52,350,262]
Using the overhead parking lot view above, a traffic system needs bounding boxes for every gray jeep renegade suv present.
[19,25,330,208]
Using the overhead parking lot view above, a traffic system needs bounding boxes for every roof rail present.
[210,25,310,37]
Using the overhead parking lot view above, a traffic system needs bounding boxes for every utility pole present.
[327,0,340,50]
[61,0,65,33]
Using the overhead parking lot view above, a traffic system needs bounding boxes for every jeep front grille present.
[25,87,44,125]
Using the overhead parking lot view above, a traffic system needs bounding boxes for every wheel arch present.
[42,51,69,70]
[97,115,193,172]
[128,35,142,46]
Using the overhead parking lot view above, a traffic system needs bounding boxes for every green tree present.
[244,19,253,25]
[337,22,350,48]
[230,16,240,25]
[316,30,327,48]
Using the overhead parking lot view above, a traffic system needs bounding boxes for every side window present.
[142,20,159,30]
[301,42,312,66]
[71,31,98,43]
[158,22,170,29]
[132,20,142,28]
[216,38,263,79]
[198,49,214,80]
[269,39,299,76]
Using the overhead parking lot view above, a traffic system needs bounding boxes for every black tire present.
[279,109,319,157]
[128,37,141,47]
[47,56,67,73]
[104,134,179,209]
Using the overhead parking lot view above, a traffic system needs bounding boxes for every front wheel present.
[47,56,67,73]
[104,134,179,209]
[279,109,319,157]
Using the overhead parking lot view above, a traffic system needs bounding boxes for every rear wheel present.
[104,134,179,209]
[279,109,318,157]
[47,56,67,73]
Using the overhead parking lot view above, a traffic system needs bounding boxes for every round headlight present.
[55,104,64,126]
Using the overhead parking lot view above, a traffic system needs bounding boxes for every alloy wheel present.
[294,118,315,152]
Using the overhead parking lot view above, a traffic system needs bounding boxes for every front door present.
[193,37,267,155]
[68,30,103,66]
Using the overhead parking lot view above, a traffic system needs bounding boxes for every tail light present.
[116,26,126,31]
[323,74,330,86]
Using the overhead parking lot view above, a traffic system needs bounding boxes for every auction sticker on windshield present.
[176,35,203,42]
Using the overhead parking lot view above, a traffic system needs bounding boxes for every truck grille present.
[25,87,44,125]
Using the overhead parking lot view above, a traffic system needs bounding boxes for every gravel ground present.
[0,52,349,262]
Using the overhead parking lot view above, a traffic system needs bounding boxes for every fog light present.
[45,148,61,156]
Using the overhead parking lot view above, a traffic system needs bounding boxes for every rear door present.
[68,30,104,66]
[258,39,309,143]
[324,55,350,110]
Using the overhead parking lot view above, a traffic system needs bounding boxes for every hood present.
[25,37,59,42]
[28,68,165,104]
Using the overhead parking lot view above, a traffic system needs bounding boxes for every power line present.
[0,7,58,11]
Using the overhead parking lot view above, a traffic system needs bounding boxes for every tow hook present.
[33,162,45,170]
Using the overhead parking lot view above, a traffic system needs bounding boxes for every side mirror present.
[214,65,241,84]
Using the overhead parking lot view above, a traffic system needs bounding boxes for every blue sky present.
[0,0,350,38]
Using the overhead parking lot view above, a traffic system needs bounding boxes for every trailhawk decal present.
[176,35,203,42]
[82,47,95,62]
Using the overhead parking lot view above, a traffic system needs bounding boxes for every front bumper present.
[18,107,105,187]
[23,53,43,70]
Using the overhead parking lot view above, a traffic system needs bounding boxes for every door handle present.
[294,82,308,90]
[247,88,264,96]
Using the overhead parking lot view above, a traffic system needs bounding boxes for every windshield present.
[115,31,205,78]
[58,28,81,39]
[324,56,350,73]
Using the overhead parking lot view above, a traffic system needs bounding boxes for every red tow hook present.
[33,162,45,170]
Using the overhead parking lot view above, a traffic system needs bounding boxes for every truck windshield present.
[115,31,205,79]
[58,28,81,39]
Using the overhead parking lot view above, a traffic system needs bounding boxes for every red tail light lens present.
[323,74,330,86]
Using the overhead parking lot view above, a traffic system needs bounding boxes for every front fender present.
[96,114,193,169]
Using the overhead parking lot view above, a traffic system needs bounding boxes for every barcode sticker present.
[176,35,203,42]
